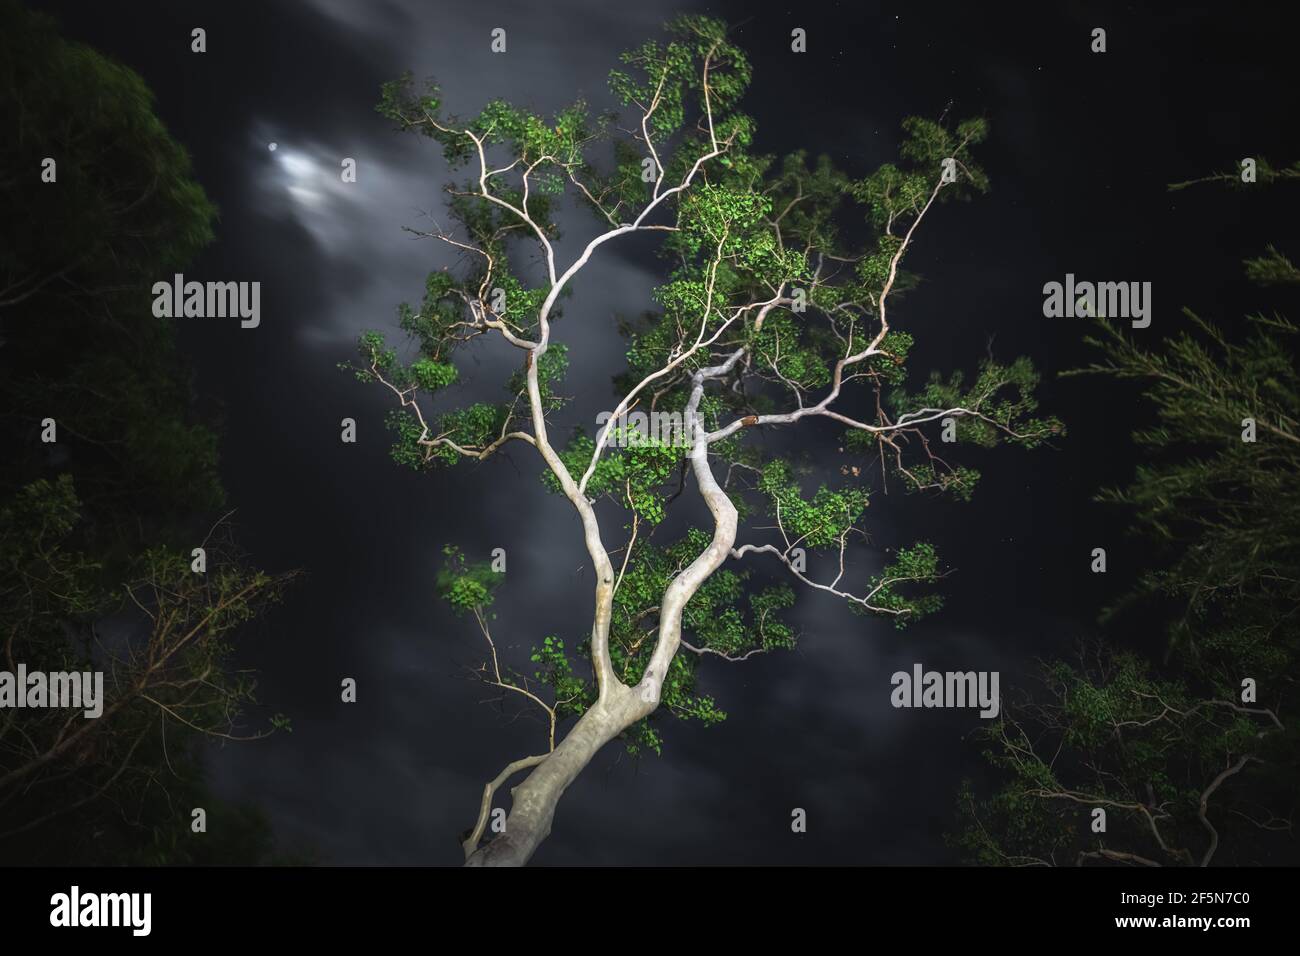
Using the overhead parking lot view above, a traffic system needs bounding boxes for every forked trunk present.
[466,361,739,866]
[464,685,647,867]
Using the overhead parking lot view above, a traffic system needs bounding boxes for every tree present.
[1,0,220,524]
[0,0,293,864]
[0,483,292,863]
[953,161,1300,867]
[354,15,1060,866]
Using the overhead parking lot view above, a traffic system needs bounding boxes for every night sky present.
[29,0,1295,864]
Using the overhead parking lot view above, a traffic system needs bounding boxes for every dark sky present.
[30,0,1295,864]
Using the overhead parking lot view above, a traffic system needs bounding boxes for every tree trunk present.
[464,683,648,866]
[465,359,740,867]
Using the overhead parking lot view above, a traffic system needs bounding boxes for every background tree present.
[953,162,1300,867]
[0,0,294,864]
[354,14,1060,866]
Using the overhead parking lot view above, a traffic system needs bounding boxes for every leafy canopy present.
[356,15,1059,758]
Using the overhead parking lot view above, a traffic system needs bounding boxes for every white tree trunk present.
[465,359,740,867]
[463,686,642,866]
